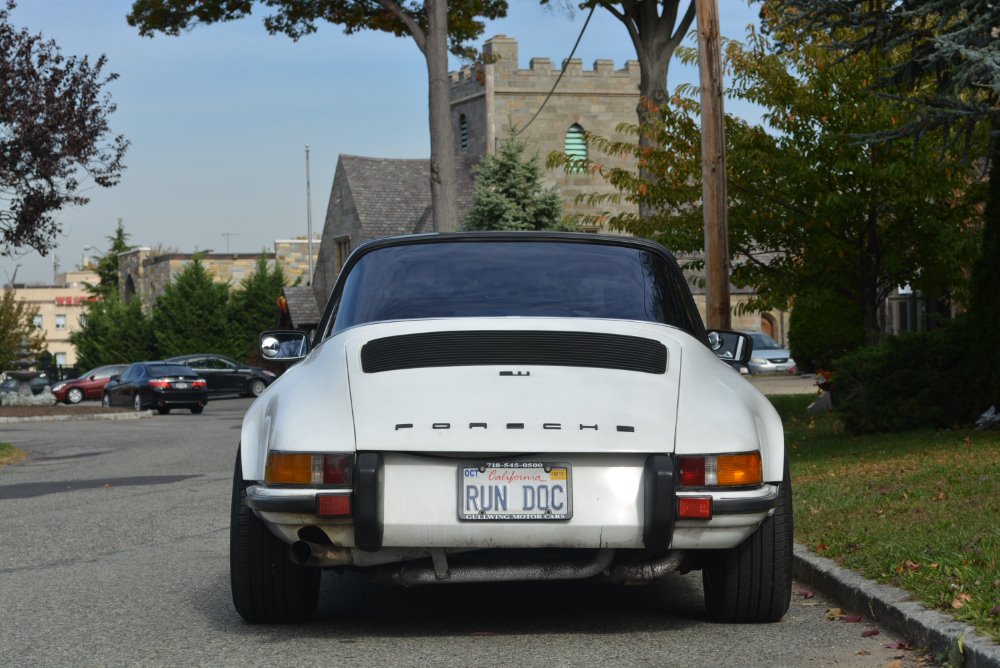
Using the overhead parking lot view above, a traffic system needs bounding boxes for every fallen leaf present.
[862,628,880,637]
[825,608,843,621]
[884,661,904,668]
[796,588,815,599]
[951,592,972,609]
[856,650,871,656]
[102,483,112,488]
[816,542,828,554]
[885,641,913,650]
[843,614,863,623]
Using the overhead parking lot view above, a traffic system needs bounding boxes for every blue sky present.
[4,1,760,285]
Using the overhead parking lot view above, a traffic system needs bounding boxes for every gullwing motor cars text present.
[232,233,791,624]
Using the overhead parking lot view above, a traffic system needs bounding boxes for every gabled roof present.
[338,155,476,237]
[282,285,322,328]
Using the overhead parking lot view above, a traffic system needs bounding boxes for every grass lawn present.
[770,395,1000,643]
[0,442,26,468]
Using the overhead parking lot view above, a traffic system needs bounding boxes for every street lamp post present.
[305,145,314,286]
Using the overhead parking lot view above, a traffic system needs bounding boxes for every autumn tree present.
[0,288,45,371]
[554,23,983,348]
[464,137,565,231]
[0,1,128,257]
[151,257,231,357]
[768,0,1000,417]
[127,0,507,233]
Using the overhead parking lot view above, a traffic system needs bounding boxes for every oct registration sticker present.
[458,462,573,521]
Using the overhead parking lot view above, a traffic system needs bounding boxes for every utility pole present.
[696,0,731,329]
[305,145,314,286]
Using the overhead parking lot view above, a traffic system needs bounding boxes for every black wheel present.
[248,379,266,398]
[66,387,83,404]
[101,393,111,408]
[702,460,793,623]
[190,406,204,414]
[230,448,320,623]
[157,407,170,415]
[133,393,143,411]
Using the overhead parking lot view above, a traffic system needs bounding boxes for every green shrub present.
[788,289,865,373]
[834,320,981,434]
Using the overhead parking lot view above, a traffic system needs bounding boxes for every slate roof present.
[282,285,322,328]
[338,155,476,238]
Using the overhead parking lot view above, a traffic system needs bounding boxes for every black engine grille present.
[361,330,667,374]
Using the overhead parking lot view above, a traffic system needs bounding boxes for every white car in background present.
[231,233,792,625]
[744,331,797,375]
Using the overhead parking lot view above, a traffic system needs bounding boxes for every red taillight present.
[322,454,353,485]
[148,379,170,389]
[678,496,713,519]
[678,456,706,487]
[316,494,352,517]
[192,379,207,389]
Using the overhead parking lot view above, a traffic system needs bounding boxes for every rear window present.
[331,241,702,335]
[147,365,196,377]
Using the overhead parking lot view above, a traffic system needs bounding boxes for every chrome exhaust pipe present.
[607,550,683,584]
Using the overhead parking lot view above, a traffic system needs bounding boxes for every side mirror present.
[109,375,119,382]
[260,330,309,361]
[707,330,754,367]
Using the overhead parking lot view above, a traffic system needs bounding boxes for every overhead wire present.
[514,4,598,137]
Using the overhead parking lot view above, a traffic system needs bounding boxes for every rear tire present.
[248,379,266,398]
[66,387,83,404]
[230,448,320,623]
[190,406,204,414]
[702,460,793,623]
[157,407,170,415]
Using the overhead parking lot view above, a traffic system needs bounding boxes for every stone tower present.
[450,35,642,228]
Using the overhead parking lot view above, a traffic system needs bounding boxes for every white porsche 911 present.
[232,232,792,624]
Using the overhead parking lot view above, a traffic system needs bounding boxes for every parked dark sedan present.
[164,354,276,397]
[50,364,128,404]
[102,362,208,414]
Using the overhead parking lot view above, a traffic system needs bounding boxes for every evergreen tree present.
[70,297,155,370]
[85,220,134,299]
[151,257,231,357]
[464,137,566,232]
[0,288,45,371]
[227,257,286,362]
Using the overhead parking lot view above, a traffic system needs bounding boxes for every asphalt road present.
[0,398,924,667]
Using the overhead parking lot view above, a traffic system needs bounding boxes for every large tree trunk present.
[969,111,1000,406]
[609,1,695,219]
[424,0,460,232]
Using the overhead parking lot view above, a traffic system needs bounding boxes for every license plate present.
[173,382,189,389]
[458,462,572,521]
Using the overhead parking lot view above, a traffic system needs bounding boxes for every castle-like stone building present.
[451,35,641,226]
[117,238,319,307]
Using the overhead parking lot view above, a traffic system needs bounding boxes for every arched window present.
[564,123,587,172]
[459,114,469,153]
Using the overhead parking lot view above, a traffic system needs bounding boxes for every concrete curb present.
[0,410,153,424]
[794,544,1000,667]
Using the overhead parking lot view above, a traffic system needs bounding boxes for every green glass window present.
[564,124,587,172]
